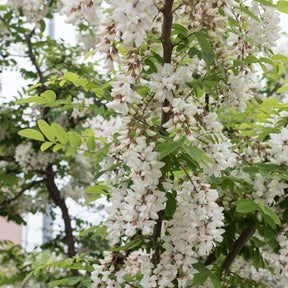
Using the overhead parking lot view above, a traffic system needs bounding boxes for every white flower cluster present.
[267,128,288,165]
[83,114,122,142]
[71,93,94,120]
[150,64,191,103]
[105,136,166,245]
[76,32,100,52]
[252,173,288,206]
[61,0,102,25]
[181,0,237,38]
[107,0,158,48]
[152,177,225,287]
[7,0,47,23]
[162,97,201,141]
[273,234,288,286]
[15,142,55,173]
[222,71,255,112]
[106,75,142,115]
[232,253,277,287]
[238,136,267,163]
[92,175,225,288]
[60,183,84,201]
[198,113,237,176]
[247,2,281,49]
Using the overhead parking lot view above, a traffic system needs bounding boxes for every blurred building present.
[0,217,22,245]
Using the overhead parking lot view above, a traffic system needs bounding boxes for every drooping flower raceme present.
[105,135,166,244]
[107,0,159,48]
[151,176,225,287]
[106,75,143,115]
[15,142,55,173]
[7,0,47,23]
[267,128,288,165]
[61,0,102,25]
[247,1,281,49]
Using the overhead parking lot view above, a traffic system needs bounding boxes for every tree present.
[2,0,288,287]
[0,1,109,287]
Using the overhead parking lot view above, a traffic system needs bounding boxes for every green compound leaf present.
[38,119,55,141]
[193,271,208,285]
[164,192,177,219]
[87,136,96,151]
[156,140,182,160]
[51,123,68,144]
[77,225,98,237]
[277,0,288,13]
[195,32,211,53]
[193,263,221,288]
[40,142,53,151]
[84,50,95,60]
[188,47,200,57]
[254,0,275,7]
[16,96,44,104]
[18,128,44,142]
[52,143,65,152]
[258,201,281,228]
[272,54,288,62]
[202,52,216,65]
[65,147,77,156]
[235,199,258,214]
[277,86,288,93]
[85,185,111,194]
[183,145,215,165]
[172,23,188,35]
[68,131,82,147]
[40,90,56,101]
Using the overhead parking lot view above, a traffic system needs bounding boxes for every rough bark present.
[221,224,257,271]
[45,164,79,277]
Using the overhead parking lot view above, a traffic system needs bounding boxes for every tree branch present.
[204,253,216,266]
[152,0,174,267]
[160,0,174,126]
[221,224,257,271]
[45,164,79,277]
[26,29,46,93]
[0,180,45,207]
[0,155,15,162]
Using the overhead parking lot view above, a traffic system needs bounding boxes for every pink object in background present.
[0,217,22,245]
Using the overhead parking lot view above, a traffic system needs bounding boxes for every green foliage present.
[18,128,45,142]
[235,200,258,214]
[277,0,288,13]
[164,191,177,220]
[193,263,221,288]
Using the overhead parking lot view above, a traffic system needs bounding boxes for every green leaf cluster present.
[235,200,281,229]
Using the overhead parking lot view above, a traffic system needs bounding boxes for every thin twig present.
[0,180,45,207]
[26,29,46,93]
[0,155,15,162]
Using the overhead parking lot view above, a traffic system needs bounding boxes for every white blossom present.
[8,0,47,23]
[15,142,55,173]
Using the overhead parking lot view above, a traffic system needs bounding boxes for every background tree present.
[0,1,110,287]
